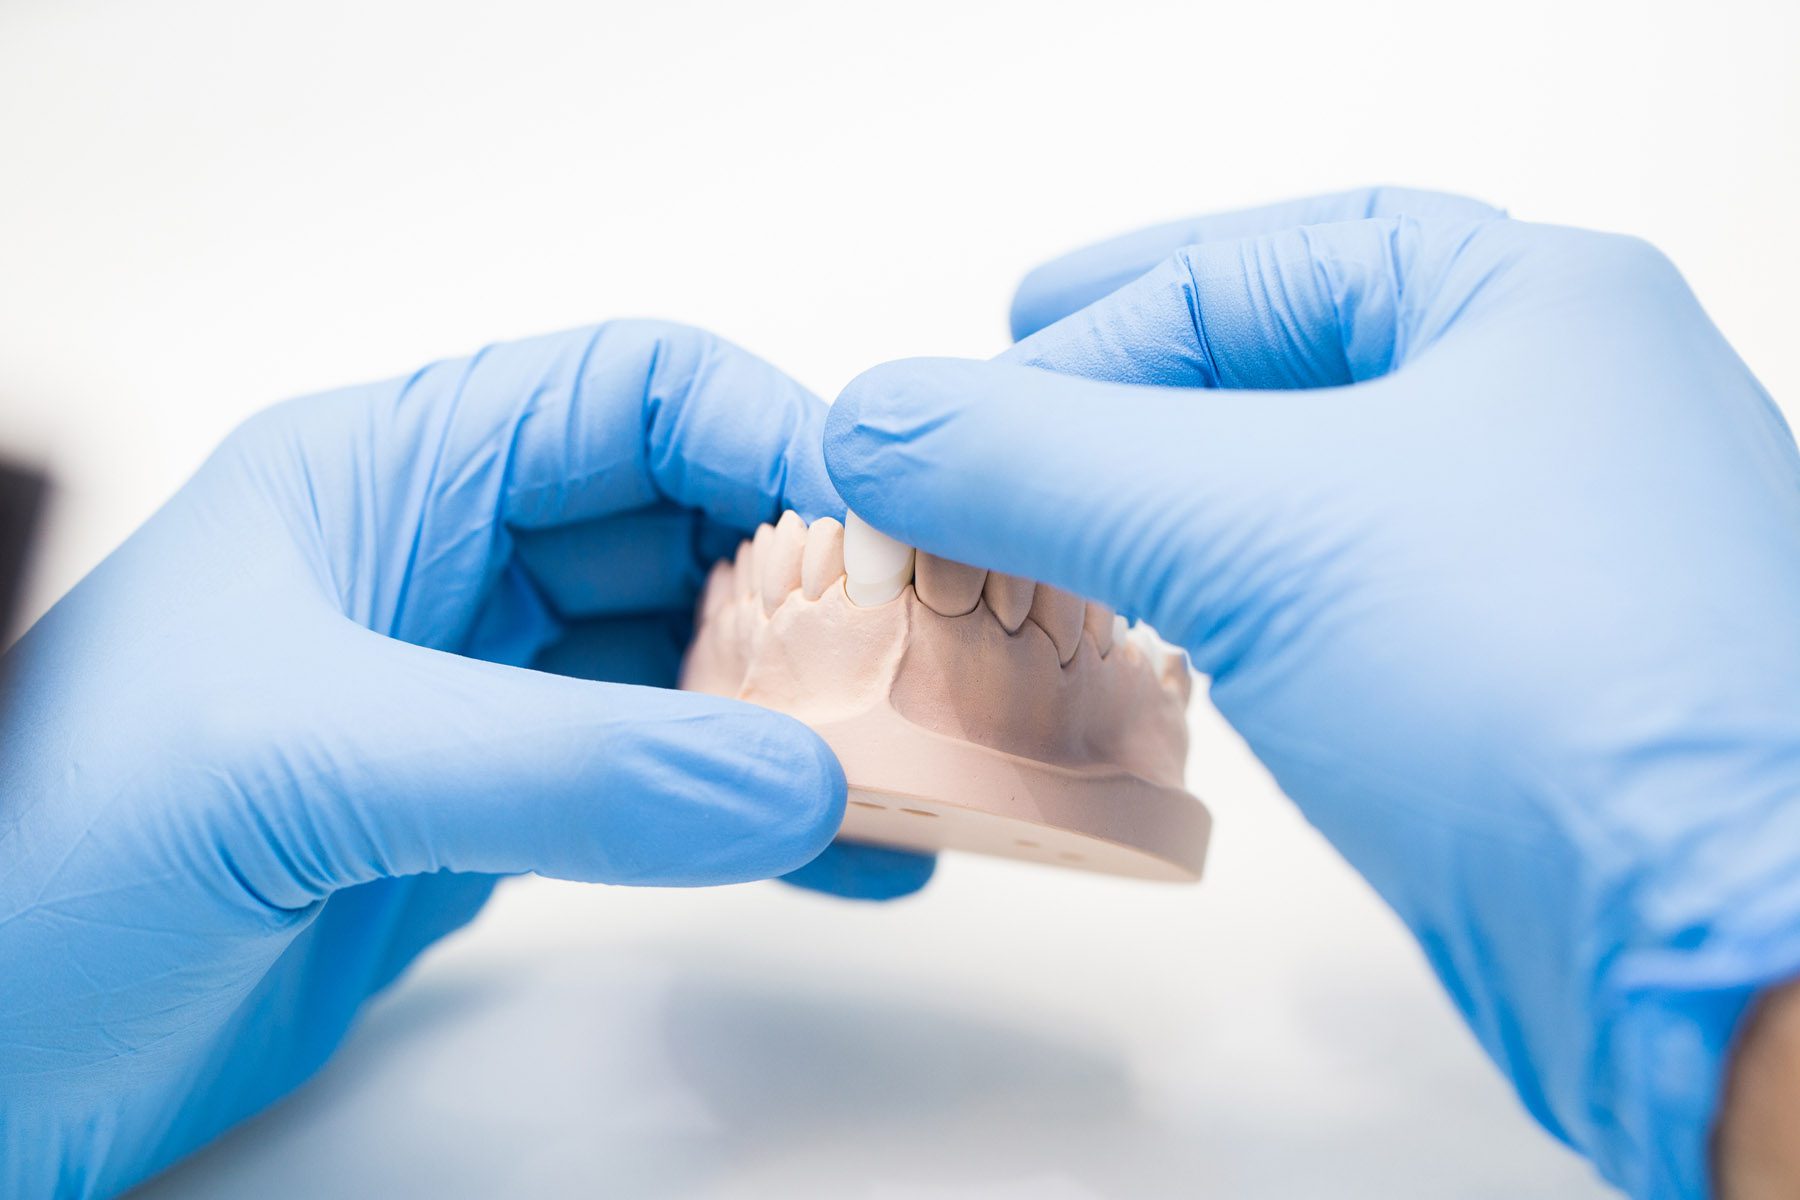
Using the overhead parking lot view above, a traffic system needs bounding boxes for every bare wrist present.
[1717,976,1800,1198]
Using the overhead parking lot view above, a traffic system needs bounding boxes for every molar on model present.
[681,510,1212,882]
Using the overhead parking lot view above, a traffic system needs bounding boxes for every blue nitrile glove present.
[0,320,932,1199]
[826,188,1800,1199]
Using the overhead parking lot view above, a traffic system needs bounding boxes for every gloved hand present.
[0,320,931,1199]
[827,188,1800,1198]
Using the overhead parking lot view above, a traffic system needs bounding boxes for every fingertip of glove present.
[782,841,938,902]
[1009,291,1046,345]
[826,358,988,496]
[611,696,848,885]
[731,707,849,874]
[825,363,904,510]
[1354,184,1508,224]
[1009,264,1076,342]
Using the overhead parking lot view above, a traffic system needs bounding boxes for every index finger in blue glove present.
[252,319,843,650]
[825,357,1284,657]
[1009,186,1504,341]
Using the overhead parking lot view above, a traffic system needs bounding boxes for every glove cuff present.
[1590,891,1800,1196]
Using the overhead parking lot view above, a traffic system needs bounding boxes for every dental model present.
[680,511,1212,881]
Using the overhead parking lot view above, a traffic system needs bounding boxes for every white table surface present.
[3,1,1794,1194]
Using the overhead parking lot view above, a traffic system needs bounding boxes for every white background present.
[3,1,1796,1195]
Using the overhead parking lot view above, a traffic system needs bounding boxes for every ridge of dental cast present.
[714,509,1188,679]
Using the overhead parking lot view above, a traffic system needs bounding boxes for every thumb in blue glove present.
[0,319,929,1199]
[826,189,1800,1199]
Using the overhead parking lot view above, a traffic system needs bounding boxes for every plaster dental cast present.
[5,188,1800,1200]
[681,510,1208,879]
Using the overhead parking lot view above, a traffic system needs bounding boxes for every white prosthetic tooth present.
[1084,602,1116,656]
[914,553,987,617]
[1110,614,1130,656]
[1028,585,1086,666]
[760,511,808,615]
[800,516,845,600]
[843,510,915,606]
[983,572,1035,634]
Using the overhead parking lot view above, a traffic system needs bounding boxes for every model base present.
[819,705,1210,882]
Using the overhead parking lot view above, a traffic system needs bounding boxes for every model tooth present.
[1132,622,1187,678]
[1147,626,1193,701]
[1154,632,1192,685]
[983,572,1035,634]
[701,559,733,617]
[914,553,987,617]
[1084,602,1115,656]
[843,510,914,606]
[1028,585,1086,666]
[733,535,758,596]
[800,516,846,600]
[1110,614,1130,656]
[760,510,808,614]
[1163,651,1193,702]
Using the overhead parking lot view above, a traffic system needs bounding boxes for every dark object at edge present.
[1,456,45,653]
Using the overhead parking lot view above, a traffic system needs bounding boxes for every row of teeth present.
[709,510,1189,676]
